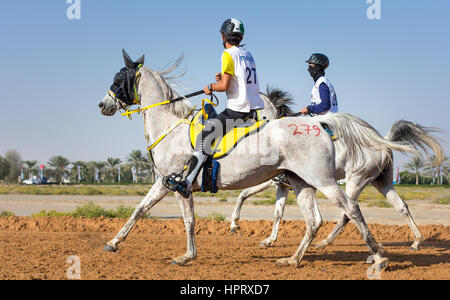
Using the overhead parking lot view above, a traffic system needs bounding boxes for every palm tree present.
[126,150,148,183]
[424,155,450,185]
[71,161,88,183]
[106,158,122,183]
[48,156,70,184]
[403,156,425,185]
[23,160,38,179]
[91,161,107,183]
[424,155,438,185]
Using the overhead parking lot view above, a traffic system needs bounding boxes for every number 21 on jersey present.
[246,67,257,85]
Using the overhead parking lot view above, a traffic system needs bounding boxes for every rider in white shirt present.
[165,18,264,198]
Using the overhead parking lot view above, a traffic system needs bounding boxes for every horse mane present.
[262,86,295,119]
[145,54,192,118]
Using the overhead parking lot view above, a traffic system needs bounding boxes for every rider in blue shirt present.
[300,53,338,116]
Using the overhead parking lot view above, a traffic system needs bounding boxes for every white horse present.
[98,51,417,267]
[231,87,444,251]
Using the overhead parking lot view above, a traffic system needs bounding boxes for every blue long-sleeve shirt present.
[307,83,331,115]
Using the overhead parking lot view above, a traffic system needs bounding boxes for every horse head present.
[98,49,145,116]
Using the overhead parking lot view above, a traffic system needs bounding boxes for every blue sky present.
[0,0,448,170]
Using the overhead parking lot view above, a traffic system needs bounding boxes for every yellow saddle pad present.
[189,109,268,160]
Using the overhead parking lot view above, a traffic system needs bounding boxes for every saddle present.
[189,104,268,160]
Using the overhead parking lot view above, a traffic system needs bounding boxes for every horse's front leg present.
[231,180,274,234]
[171,193,197,266]
[259,184,289,247]
[104,178,169,252]
[276,179,321,267]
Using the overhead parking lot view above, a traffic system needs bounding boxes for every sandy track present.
[0,217,448,280]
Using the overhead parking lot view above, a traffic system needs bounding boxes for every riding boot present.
[184,152,209,188]
[175,152,208,198]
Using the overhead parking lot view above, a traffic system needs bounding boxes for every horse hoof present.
[410,242,421,251]
[259,241,271,248]
[171,256,192,266]
[103,244,117,252]
[314,240,329,248]
[230,227,239,235]
[171,260,185,266]
[276,258,295,267]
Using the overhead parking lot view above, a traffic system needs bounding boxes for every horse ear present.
[136,55,145,66]
[122,49,135,69]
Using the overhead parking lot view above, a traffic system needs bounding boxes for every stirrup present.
[162,173,192,198]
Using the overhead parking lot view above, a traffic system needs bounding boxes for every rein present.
[121,90,206,118]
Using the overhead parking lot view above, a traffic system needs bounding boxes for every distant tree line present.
[400,155,449,185]
[0,149,448,186]
[0,149,156,184]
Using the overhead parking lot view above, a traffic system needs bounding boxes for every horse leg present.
[259,184,290,247]
[171,192,197,266]
[372,178,423,251]
[231,180,274,234]
[276,177,322,267]
[315,180,363,248]
[319,184,385,262]
[104,178,169,252]
[315,212,350,248]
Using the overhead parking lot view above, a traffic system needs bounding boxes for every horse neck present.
[138,67,190,144]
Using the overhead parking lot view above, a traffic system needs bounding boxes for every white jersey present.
[222,46,265,113]
[310,76,338,115]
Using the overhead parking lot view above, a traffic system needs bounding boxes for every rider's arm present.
[204,51,234,94]
[211,73,232,92]
[307,82,331,114]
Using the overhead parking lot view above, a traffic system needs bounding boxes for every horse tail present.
[385,120,445,166]
[316,113,418,169]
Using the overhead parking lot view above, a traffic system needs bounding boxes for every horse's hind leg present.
[319,184,384,259]
[231,180,274,234]
[372,176,423,250]
[104,178,169,252]
[171,193,196,266]
[315,180,363,248]
[259,184,290,247]
[276,176,322,267]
